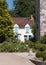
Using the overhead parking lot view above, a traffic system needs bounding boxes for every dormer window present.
[25,24,30,33]
[26,27,30,33]
[13,24,19,33]
[15,27,18,33]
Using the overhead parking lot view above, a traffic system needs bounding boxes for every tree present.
[32,24,36,35]
[31,23,36,42]
[0,0,13,43]
[12,0,35,17]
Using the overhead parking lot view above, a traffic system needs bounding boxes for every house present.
[13,15,34,42]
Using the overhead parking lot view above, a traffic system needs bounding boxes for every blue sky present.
[6,0,13,10]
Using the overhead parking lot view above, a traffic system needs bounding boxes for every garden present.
[0,0,46,63]
[0,34,46,61]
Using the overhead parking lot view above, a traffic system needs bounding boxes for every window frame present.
[14,27,19,33]
[25,27,30,33]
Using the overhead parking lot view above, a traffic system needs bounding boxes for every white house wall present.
[13,24,33,42]
[18,29,33,42]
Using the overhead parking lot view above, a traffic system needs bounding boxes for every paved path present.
[15,50,36,60]
[15,52,36,59]
[0,53,35,65]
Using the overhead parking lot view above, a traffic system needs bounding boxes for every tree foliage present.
[10,0,35,17]
[0,0,13,42]
[40,34,46,44]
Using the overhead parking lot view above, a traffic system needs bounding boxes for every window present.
[15,27,18,33]
[14,24,19,33]
[25,24,30,33]
[26,27,29,33]
[29,35,31,40]
[15,35,18,39]
[24,35,27,40]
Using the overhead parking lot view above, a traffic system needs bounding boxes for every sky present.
[6,0,13,10]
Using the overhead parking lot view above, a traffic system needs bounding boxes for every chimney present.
[30,15,34,21]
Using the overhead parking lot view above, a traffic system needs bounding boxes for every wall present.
[40,0,46,36]
[17,28,33,42]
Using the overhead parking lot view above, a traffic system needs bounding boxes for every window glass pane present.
[24,35,27,40]
[15,35,18,39]
[15,27,18,33]
[26,27,29,33]
[29,35,31,40]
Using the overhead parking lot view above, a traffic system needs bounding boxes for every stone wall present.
[40,0,46,36]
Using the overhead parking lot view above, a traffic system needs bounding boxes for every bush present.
[0,41,16,52]
[36,51,43,58]
[33,43,46,51]
[43,50,46,61]
[40,34,46,44]
[36,50,46,61]
[0,41,30,52]
[15,42,29,52]
[36,58,43,61]
[25,40,35,48]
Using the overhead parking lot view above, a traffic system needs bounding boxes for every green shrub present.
[34,44,46,51]
[36,50,46,61]
[36,51,43,58]
[15,43,29,52]
[0,41,16,52]
[43,50,46,61]
[32,48,36,52]
[36,58,43,61]
[0,41,30,52]
[25,40,35,48]
[40,34,46,44]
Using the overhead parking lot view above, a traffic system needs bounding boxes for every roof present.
[13,15,34,28]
